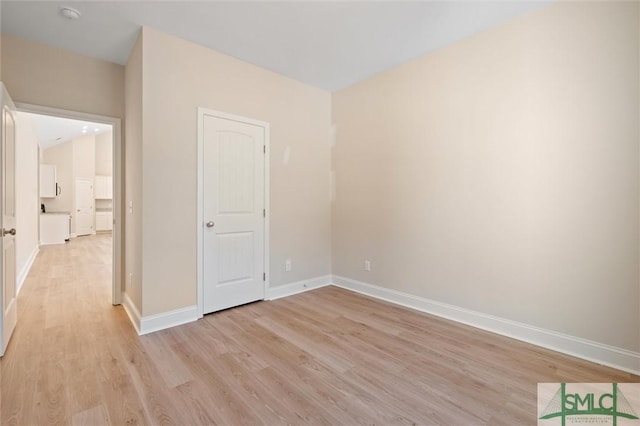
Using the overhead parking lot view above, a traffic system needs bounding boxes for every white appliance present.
[40,213,70,245]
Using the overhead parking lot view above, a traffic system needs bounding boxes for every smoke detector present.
[59,7,81,20]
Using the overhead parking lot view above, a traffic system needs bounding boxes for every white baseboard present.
[267,275,332,300]
[139,304,199,335]
[126,276,331,335]
[70,232,96,238]
[331,275,640,376]
[123,292,199,336]
[122,292,141,335]
[17,246,39,295]
[125,275,331,336]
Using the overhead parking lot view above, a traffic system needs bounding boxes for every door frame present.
[17,103,123,306]
[196,108,270,317]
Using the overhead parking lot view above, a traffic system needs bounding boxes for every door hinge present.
[263,209,265,218]
[263,145,266,154]
[263,272,266,281]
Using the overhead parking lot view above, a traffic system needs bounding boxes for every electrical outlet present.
[364,260,371,271]
[285,259,292,272]
[128,272,133,288]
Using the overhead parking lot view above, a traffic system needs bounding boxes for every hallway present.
[0,234,129,425]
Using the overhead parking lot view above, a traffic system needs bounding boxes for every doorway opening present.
[17,104,122,305]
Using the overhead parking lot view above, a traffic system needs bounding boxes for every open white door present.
[1,83,17,356]
[201,111,267,314]
[75,178,94,236]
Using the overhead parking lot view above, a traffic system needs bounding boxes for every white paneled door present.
[202,112,266,314]
[75,178,94,236]
[1,84,17,357]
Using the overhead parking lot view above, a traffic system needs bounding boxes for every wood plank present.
[71,404,110,426]
[2,234,638,425]
[140,333,193,389]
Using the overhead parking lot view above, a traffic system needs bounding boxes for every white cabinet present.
[96,211,113,231]
[94,175,113,199]
[39,164,58,198]
[40,213,70,245]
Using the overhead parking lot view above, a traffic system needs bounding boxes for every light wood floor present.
[1,235,638,425]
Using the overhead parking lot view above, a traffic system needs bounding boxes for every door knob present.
[2,228,16,236]
[206,221,215,228]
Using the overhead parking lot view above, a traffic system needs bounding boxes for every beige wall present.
[136,27,331,316]
[73,135,96,181]
[332,1,640,351]
[95,130,113,176]
[15,112,39,292]
[124,33,143,313]
[1,34,124,119]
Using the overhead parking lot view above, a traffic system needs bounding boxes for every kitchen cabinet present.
[94,175,113,199]
[40,213,70,245]
[39,164,59,198]
[96,211,113,231]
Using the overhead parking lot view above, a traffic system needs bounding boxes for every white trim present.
[17,246,39,294]
[139,304,199,335]
[123,294,199,336]
[122,292,141,335]
[196,108,270,317]
[73,231,98,236]
[263,121,271,305]
[266,275,332,300]
[331,275,640,375]
[15,102,123,306]
[197,110,204,318]
[111,118,123,306]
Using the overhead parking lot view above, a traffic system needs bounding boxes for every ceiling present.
[1,1,549,92]
[20,112,112,149]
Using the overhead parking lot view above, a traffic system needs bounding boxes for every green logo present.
[539,383,639,426]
